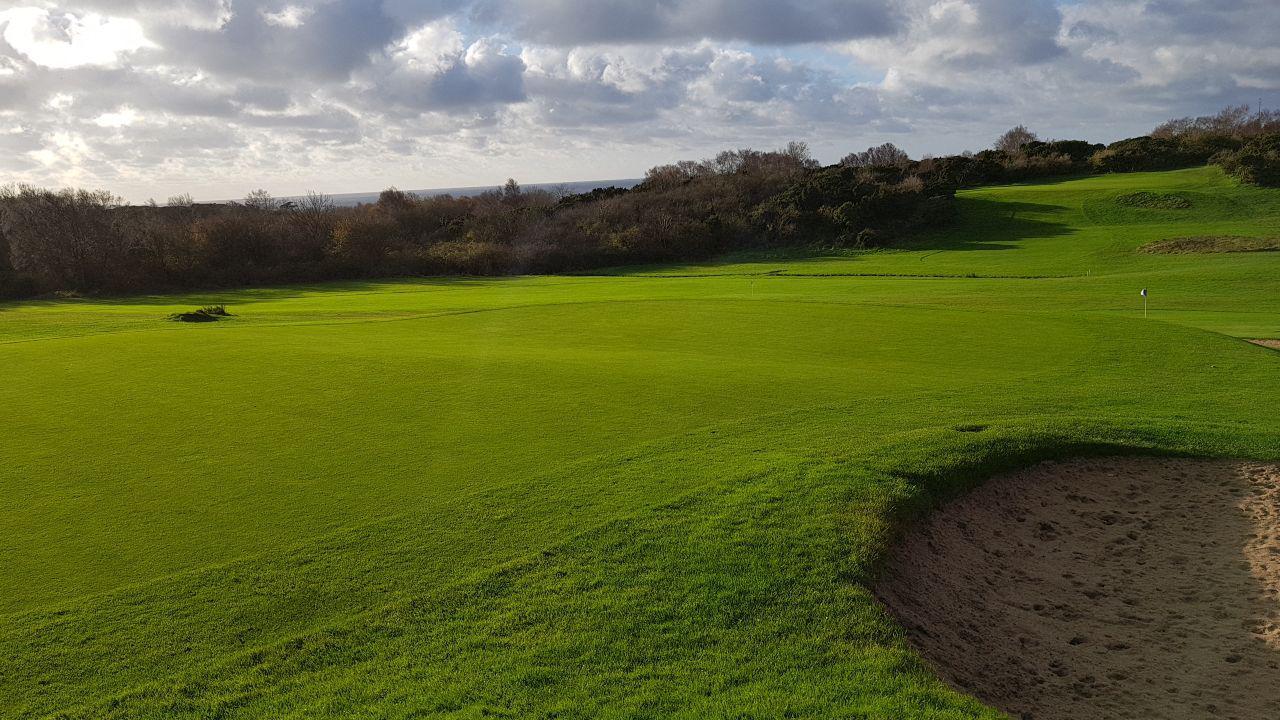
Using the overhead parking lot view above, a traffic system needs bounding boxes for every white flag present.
[1141,288,1147,297]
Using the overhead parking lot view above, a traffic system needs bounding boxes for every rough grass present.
[2,166,1280,718]
[168,304,232,322]
[1115,190,1193,209]
[1142,235,1280,254]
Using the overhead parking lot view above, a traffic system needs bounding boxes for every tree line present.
[2,105,1277,299]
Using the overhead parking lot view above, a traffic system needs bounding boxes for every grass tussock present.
[168,305,232,322]
[1142,236,1280,254]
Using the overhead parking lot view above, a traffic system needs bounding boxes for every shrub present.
[168,305,231,322]
[1022,140,1104,164]
[0,142,959,298]
[1090,136,1204,173]
[0,185,128,290]
[1211,135,1280,187]
[840,143,911,169]
[754,165,954,247]
[0,271,39,299]
[424,241,515,275]
[326,209,400,269]
[191,213,283,273]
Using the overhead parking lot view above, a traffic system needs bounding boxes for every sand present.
[875,457,1280,720]
[1247,339,1280,350]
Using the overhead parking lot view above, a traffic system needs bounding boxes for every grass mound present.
[1142,236,1280,254]
[168,305,232,322]
[1115,191,1192,209]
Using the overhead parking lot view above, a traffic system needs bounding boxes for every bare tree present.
[296,191,335,214]
[783,141,821,170]
[166,193,195,207]
[994,125,1039,153]
[0,184,125,288]
[1153,104,1280,139]
[841,142,911,168]
[243,188,280,210]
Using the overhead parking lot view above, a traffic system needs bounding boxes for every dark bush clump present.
[170,309,217,323]
[1211,135,1280,187]
[1090,136,1206,173]
[754,166,953,247]
[168,305,232,323]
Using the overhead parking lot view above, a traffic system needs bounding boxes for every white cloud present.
[261,5,312,28]
[46,92,75,110]
[92,105,141,127]
[393,20,465,74]
[1,1,1278,201]
[0,6,153,69]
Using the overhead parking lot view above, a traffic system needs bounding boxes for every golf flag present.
[1141,288,1147,297]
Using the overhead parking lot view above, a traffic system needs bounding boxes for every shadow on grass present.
[897,197,1075,253]
[573,198,1075,278]
[0,275,529,310]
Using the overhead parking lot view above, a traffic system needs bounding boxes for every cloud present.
[842,0,1065,77]
[480,0,901,45]
[0,6,153,69]
[145,0,403,81]
[359,25,527,114]
[0,1,1278,201]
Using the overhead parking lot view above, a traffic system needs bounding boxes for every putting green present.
[2,166,1279,718]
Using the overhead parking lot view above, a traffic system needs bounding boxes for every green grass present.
[2,165,1279,718]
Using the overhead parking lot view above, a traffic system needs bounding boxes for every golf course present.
[3,165,1279,718]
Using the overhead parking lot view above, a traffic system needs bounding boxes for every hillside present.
[2,166,1279,718]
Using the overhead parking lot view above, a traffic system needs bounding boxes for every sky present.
[0,0,1277,202]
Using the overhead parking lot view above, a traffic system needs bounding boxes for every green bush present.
[1090,136,1205,173]
[1211,135,1280,187]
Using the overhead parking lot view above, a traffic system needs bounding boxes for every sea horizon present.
[254,178,644,208]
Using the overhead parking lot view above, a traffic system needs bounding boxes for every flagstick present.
[1144,296,1147,318]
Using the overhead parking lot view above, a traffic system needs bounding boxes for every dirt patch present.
[1248,339,1280,350]
[1142,236,1280,254]
[875,457,1280,720]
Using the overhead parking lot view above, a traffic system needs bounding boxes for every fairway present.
[4,166,1280,718]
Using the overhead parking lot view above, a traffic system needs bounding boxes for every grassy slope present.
[1,166,1279,718]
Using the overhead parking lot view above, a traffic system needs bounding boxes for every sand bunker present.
[875,457,1280,720]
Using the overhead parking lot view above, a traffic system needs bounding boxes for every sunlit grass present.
[2,166,1279,718]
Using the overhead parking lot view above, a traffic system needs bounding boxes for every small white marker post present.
[1141,288,1148,318]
